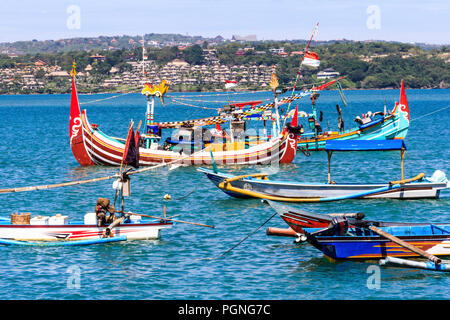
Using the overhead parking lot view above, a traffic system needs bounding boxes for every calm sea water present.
[0,88,449,300]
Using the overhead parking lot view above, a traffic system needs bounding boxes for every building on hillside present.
[34,59,47,67]
[232,35,257,41]
[290,51,303,56]
[45,71,71,78]
[269,48,285,55]
[90,54,105,62]
[317,68,340,79]
[235,49,246,56]
[167,59,190,67]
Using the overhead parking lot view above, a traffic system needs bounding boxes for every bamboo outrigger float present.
[199,140,449,201]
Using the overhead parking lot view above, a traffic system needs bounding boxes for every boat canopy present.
[325,140,406,152]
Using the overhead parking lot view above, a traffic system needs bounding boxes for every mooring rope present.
[167,90,269,99]
[172,184,202,201]
[0,146,212,194]
[410,105,450,122]
[219,211,278,258]
[170,96,273,104]
[79,86,141,105]
[166,97,220,110]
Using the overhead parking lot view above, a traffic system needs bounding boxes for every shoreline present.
[1,87,449,96]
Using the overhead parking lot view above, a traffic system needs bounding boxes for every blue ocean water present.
[0,88,449,300]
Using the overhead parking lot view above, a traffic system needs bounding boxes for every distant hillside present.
[1,33,447,56]
[0,33,220,55]
[0,34,448,94]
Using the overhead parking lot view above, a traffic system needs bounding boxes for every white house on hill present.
[317,68,340,79]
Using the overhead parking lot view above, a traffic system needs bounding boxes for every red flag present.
[135,129,140,149]
[122,123,139,168]
[225,80,237,90]
[399,80,409,120]
[303,51,320,68]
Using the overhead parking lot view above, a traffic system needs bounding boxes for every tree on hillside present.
[183,44,204,65]
[155,46,179,65]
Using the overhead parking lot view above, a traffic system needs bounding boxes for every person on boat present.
[95,198,116,227]
[314,119,322,135]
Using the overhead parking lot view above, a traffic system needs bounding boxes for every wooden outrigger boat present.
[0,173,214,246]
[296,80,410,152]
[0,215,173,244]
[266,200,450,271]
[199,140,449,201]
[69,66,300,167]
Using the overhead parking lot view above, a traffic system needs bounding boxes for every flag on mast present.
[225,80,237,90]
[122,123,140,169]
[302,51,320,68]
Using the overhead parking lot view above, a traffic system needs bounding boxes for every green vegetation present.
[213,41,449,89]
[0,35,448,94]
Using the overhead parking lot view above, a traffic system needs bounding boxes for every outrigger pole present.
[0,145,214,195]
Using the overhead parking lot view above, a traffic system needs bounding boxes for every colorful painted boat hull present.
[199,169,447,200]
[0,220,173,241]
[266,201,450,260]
[297,114,408,151]
[70,77,299,166]
[308,230,450,260]
[80,110,297,166]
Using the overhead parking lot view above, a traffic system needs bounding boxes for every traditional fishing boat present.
[266,200,450,262]
[0,213,173,243]
[69,63,301,167]
[199,140,449,201]
[296,80,410,152]
[0,171,214,246]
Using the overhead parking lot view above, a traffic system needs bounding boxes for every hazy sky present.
[0,0,449,44]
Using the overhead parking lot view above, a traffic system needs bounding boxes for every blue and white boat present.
[199,140,449,201]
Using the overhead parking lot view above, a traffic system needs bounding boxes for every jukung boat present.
[199,140,449,201]
[69,65,302,167]
[296,80,410,152]
[0,213,173,244]
[266,200,450,264]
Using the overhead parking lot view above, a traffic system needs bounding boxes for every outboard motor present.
[330,216,349,236]
[354,115,363,125]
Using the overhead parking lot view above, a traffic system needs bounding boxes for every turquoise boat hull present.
[297,112,409,151]
[297,82,410,151]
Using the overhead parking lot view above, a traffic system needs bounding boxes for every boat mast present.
[282,22,319,129]
[145,96,155,149]
[141,35,146,78]
[274,94,280,135]
[269,66,281,136]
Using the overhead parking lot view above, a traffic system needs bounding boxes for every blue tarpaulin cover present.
[325,140,406,151]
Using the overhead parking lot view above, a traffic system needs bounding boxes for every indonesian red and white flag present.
[302,51,320,68]
[225,80,238,90]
